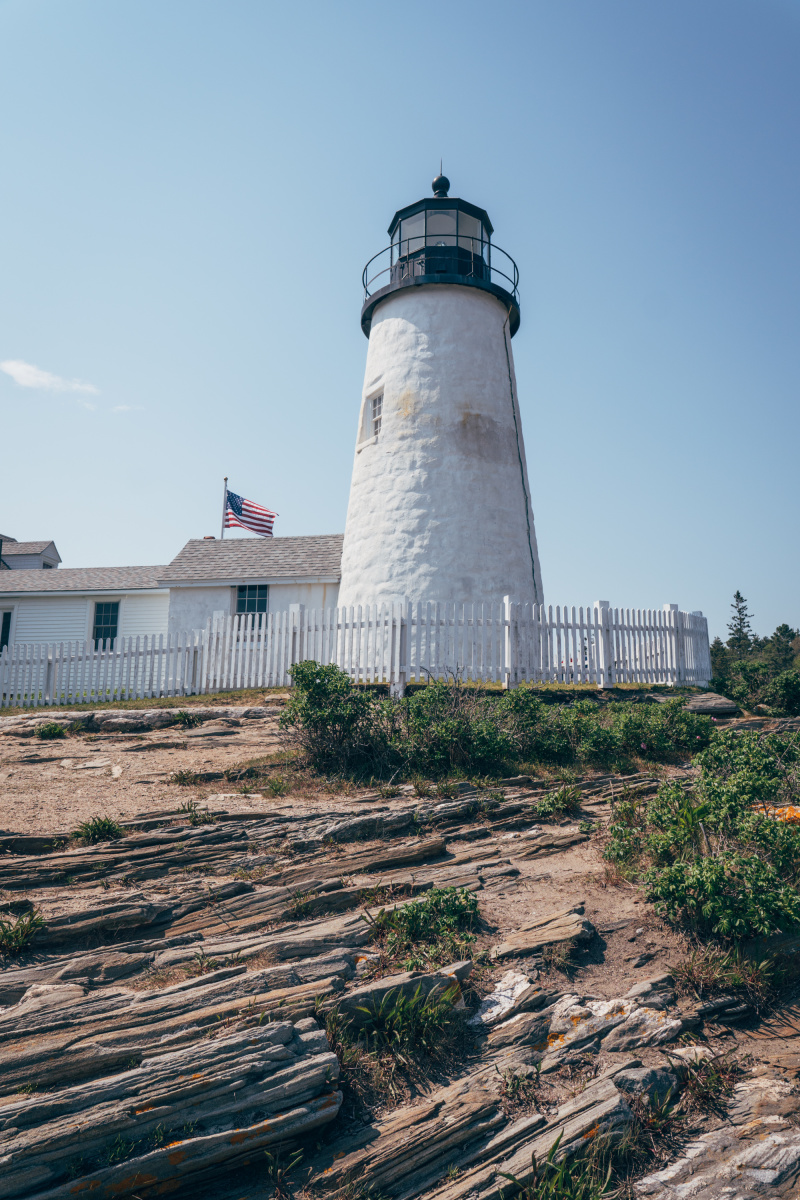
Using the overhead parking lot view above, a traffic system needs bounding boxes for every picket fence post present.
[594,600,613,687]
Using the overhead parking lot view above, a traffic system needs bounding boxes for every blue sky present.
[1,0,797,640]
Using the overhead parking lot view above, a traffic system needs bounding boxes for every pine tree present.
[727,591,753,657]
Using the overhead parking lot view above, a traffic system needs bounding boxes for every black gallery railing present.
[362,236,519,304]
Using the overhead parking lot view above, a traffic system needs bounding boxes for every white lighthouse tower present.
[337,174,543,610]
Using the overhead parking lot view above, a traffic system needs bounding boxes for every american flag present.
[224,489,276,537]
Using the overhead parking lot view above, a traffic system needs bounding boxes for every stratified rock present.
[492,905,595,960]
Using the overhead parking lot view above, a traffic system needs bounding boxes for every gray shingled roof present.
[159,535,344,584]
[1,541,60,557]
[0,566,166,594]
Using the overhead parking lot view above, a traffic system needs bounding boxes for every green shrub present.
[604,729,800,939]
[372,886,479,968]
[34,722,66,740]
[0,909,44,955]
[281,663,714,780]
[173,710,202,728]
[74,816,124,844]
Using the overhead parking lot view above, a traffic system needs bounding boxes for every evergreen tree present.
[727,591,753,657]
[766,623,800,672]
[709,636,730,682]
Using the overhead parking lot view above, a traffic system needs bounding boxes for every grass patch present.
[173,710,203,728]
[0,909,44,955]
[369,887,479,971]
[325,982,466,1110]
[532,785,582,821]
[541,940,577,975]
[670,946,788,1013]
[500,1133,612,1200]
[677,1053,740,1116]
[170,769,201,786]
[74,816,124,844]
[34,721,66,740]
[177,799,215,825]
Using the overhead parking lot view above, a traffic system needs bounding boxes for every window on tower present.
[372,394,383,437]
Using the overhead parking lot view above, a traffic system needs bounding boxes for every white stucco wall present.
[338,284,543,608]
[167,582,341,634]
[268,582,340,612]
[167,586,233,635]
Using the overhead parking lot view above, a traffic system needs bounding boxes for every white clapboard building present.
[0,534,343,652]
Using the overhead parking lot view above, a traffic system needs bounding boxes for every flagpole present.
[220,477,228,540]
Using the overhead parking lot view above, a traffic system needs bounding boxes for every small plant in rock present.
[500,1133,612,1200]
[412,778,432,797]
[377,782,401,798]
[541,939,576,975]
[354,983,463,1066]
[435,780,460,799]
[0,909,44,955]
[34,722,66,740]
[74,816,124,844]
[178,799,215,825]
[170,769,201,786]
[670,947,785,1013]
[371,886,479,968]
[532,785,581,821]
[499,1066,545,1116]
[263,1147,303,1199]
[677,1053,740,1116]
[267,776,289,797]
[173,710,203,728]
[289,890,315,919]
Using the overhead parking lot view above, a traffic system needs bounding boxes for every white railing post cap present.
[664,603,679,612]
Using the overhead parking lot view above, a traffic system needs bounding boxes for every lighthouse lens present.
[399,213,425,256]
[425,209,456,245]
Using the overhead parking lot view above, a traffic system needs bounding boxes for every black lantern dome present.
[360,177,520,337]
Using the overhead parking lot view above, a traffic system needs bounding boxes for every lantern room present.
[361,174,520,337]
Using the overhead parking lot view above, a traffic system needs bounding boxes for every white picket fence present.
[0,600,710,708]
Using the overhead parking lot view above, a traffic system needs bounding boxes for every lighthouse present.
[337,175,543,610]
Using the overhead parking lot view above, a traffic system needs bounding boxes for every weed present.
[378,783,401,798]
[170,769,200,786]
[436,780,460,799]
[74,816,124,843]
[173,710,202,728]
[34,722,66,740]
[579,820,594,834]
[0,909,44,955]
[499,1067,545,1116]
[499,1133,612,1200]
[371,886,479,968]
[541,940,576,975]
[288,890,315,919]
[178,799,215,826]
[106,1134,136,1165]
[263,1147,303,1199]
[412,778,432,797]
[267,776,289,797]
[190,950,221,975]
[355,983,462,1064]
[677,1054,740,1116]
[533,785,582,821]
[16,1082,39,1095]
[670,947,785,1013]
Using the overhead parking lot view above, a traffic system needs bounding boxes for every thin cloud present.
[112,404,143,412]
[0,359,99,395]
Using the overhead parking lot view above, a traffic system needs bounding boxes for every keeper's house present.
[0,534,343,652]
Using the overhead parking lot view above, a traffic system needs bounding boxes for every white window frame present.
[357,387,384,452]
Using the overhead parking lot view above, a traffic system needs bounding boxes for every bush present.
[604,729,800,939]
[0,909,44,955]
[35,722,66,740]
[74,816,124,844]
[372,886,479,969]
[281,663,714,780]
